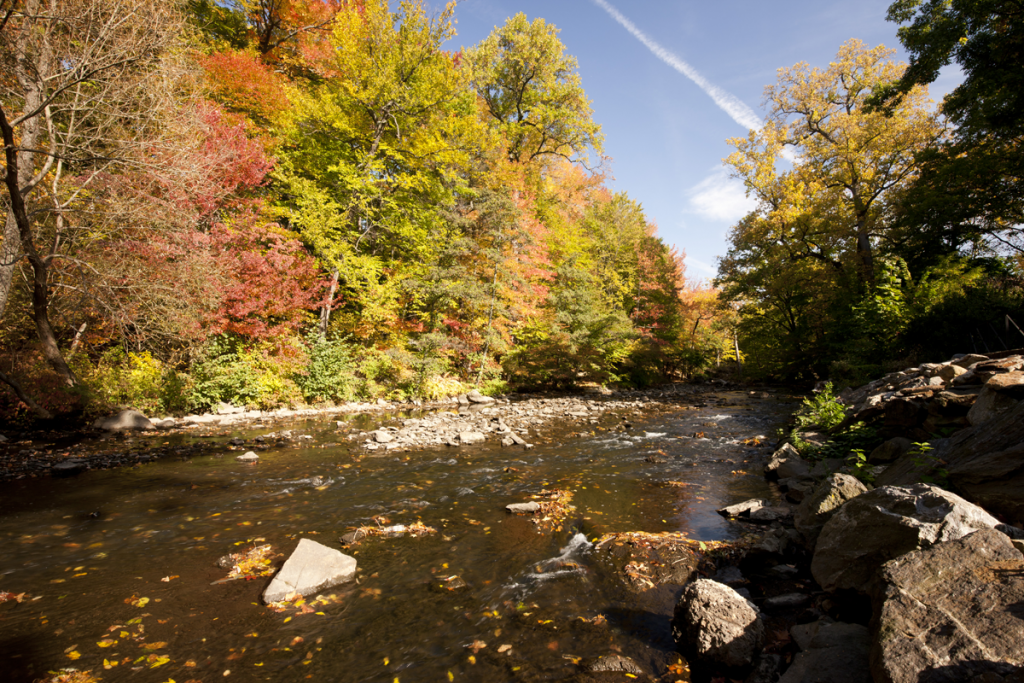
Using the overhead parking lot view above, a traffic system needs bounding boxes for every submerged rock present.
[506,501,541,514]
[672,578,764,668]
[585,654,645,675]
[262,538,357,604]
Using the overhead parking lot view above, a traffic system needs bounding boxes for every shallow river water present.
[0,390,795,683]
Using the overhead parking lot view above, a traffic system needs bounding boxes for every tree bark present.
[0,209,21,319]
[318,268,339,337]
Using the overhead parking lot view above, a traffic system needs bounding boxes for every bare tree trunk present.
[318,268,339,338]
[733,330,743,373]
[0,209,21,319]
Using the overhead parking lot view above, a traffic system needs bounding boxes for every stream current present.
[0,389,794,682]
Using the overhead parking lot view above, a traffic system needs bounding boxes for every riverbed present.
[0,389,795,683]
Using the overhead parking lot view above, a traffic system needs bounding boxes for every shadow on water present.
[0,390,796,682]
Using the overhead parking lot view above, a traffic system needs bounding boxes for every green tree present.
[468,13,603,167]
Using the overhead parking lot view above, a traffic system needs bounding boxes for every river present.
[0,389,794,682]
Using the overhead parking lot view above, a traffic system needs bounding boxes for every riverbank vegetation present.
[0,0,738,422]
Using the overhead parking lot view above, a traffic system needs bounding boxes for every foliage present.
[845,448,876,485]
[295,333,359,404]
[468,13,604,166]
[909,441,950,487]
[794,382,846,434]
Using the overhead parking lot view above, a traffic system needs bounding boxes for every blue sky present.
[436,0,962,280]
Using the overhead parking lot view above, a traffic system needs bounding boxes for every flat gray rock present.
[458,431,485,444]
[717,498,768,517]
[262,538,357,604]
[506,501,541,513]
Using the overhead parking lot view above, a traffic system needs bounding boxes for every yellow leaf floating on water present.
[97,639,117,647]
[148,653,170,668]
[448,671,454,681]
[142,642,168,650]
[66,650,81,660]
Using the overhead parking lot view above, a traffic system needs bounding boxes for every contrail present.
[590,0,763,132]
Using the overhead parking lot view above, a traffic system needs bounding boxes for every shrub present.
[297,334,359,404]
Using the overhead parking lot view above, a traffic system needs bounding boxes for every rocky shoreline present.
[0,382,728,483]
[657,352,1024,683]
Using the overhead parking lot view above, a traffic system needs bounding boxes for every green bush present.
[185,335,305,412]
[794,382,846,434]
[297,334,359,404]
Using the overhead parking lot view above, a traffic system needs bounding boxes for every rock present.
[775,457,812,481]
[868,437,912,464]
[748,505,792,523]
[458,431,485,445]
[713,565,747,586]
[508,432,527,446]
[672,579,764,667]
[455,394,470,406]
[373,430,394,443]
[871,528,1024,683]
[152,418,176,430]
[339,529,366,545]
[500,436,515,447]
[52,459,87,477]
[745,654,784,683]
[811,484,1003,593]
[966,371,1024,426]
[466,390,495,405]
[0,434,7,443]
[762,592,810,611]
[780,622,871,683]
[794,473,869,546]
[765,443,800,476]
[215,402,244,415]
[586,654,645,675]
[236,451,259,463]
[93,409,155,432]
[937,364,966,382]
[717,498,768,518]
[506,501,541,514]
[921,398,1024,523]
[262,538,357,604]
[1013,539,1024,554]
[953,353,988,368]
[781,478,815,503]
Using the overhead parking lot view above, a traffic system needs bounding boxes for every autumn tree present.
[719,40,942,377]
[0,0,190,412]
[468,13,603,168]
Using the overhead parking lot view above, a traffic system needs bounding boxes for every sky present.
[433,0,963,280]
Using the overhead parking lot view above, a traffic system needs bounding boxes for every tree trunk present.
[1,103,78,388]
[0,368,53,419]
[856,220,875,288]
[0,209,21,319]
[319,268,340,338]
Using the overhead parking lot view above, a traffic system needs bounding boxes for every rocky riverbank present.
[658,352,1024,683]
[0,381,731,482]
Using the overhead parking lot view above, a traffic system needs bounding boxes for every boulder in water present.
[262,538,357,604]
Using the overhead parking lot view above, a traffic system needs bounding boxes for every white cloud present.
[684,256,718,277]
[686,168,757,223]
[590,0,763,132]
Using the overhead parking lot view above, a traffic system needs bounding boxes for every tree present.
[277,0,484,338]
[468,13,603,167]
[0,0,188,406]
[871,0,1024,260]
[727,40,941,288]
[719,41,942,377]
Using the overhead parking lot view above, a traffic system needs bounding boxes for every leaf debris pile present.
[528,489,576,531]
[595,531,741,591]
[218,544,281,580]
[356,519,437,539]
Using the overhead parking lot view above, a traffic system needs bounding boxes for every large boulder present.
[794,473,869,547]
[924,398,1024,523]
[966,371,1024,426]
[93,408,155,432]
[262,538,357,604]
[871,528,1024,683]
[810,484,1002,593]
[868,437,913,464]
[672,579,764,668]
